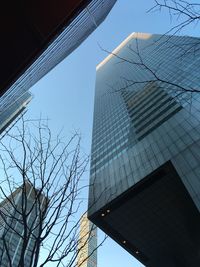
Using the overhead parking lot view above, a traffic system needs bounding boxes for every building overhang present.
[89,161,200,267]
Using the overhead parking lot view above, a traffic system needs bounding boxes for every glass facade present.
[89,32,200,214]
[88,33,200,266]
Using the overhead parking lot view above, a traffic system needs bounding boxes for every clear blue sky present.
[28,0,198,266]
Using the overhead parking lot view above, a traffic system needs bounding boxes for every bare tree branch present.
[0,117,102,267]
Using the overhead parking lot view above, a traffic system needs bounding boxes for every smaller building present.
[0,91,32,137]
[0,181,47,267]
[77,213,97,267]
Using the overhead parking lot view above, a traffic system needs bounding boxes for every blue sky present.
[28,0,198,266]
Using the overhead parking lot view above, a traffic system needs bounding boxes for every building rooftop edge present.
[96,32,152,70]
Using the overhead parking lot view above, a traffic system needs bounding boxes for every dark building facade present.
[0,0,116,113]
[88,33,200,267]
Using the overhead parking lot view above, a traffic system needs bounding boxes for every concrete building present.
[0,182,47,267]
[77,213,97,267]
[88,33,200,267]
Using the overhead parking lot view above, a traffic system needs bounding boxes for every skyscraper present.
[77,213,97,267]
[0,182,47,267]
[88,33,200,267]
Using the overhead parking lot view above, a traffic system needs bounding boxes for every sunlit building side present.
[77,213,97,267]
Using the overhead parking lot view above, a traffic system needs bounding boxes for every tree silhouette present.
[0,117,102,267]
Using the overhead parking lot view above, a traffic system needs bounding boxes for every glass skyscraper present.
[88,33,200,267]
[77,213,97,267]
